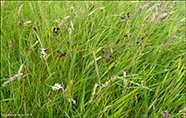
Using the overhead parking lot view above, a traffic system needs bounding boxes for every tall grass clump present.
[1,1,185,118]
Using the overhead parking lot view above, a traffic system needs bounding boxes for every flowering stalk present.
[32,27,49,69]
[2,73,23,87]
[102,50,114,99]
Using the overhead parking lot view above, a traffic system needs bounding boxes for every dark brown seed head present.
[57,27,60,30]
[141,37,144,40]
[127,12,130,18]
[106,58,111,62]
[124,34,128,37]
[121,16,124,19]
[53,28,56,33]
[67,41,70,44]
[55,31,59,35]
[32,27,37,31]
[109,55,112,58]
[57,50,62,54]
[102,50,106,54]
[44,49,48,52]
[61,52,67,56]
[136,41,140,44]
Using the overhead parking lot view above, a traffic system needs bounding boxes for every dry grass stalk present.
[140,5,148,10]
[148,14,155,23]
[89,3,97,12]
[68,27,72,39]
[95,94,103,107]
[160,13,170,22]
[99,105,112,118]
[159,13,170,18]
[28,40,39,56]
[88,7,105,16]
[95,47,102,54]
[145,4,159,15]
[89,83,98,103]
[86,56,101,69]
[122,80,127,93]
[143,98,157,118]
[32,28,43,48]
[70,20,74,30]
[145,4,160,23]
[59,16,70,27]
[179,106,186,113]
[96,77,116,95]
[53,19,60,23]
[18,64,24,81]
[23,21,32,26]
[29,2,33,11]
[2,73,23,87]
[45,71,58,87]
[64,80,73,97]
[31,40,39,49]
[109,46,113,53]
[18,4,24,16]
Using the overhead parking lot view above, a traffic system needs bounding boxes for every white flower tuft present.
[52,83,63,91]
[68,98,76,105]
[40,48,47,59]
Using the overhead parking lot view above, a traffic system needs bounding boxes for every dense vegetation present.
[1,1,185,118]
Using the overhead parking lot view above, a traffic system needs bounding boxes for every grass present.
[1,1,186,118]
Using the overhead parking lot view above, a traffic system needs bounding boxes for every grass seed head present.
[99,105,112,118]
[2,73,23,87]
[53,28,56,33]
[23,21,32,26]
[57,27,60,30]
[89,83,98,103]
[32,27,37,31]
[124,34,128,37]
[127,12,130,18]
[8,41,12,49]
[18,4,24,16]
[102,50,106,54]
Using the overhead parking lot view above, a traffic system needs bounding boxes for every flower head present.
[52,83,63,91]
[40,48,47,59]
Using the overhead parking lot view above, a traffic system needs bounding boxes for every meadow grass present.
[1,1,185,118]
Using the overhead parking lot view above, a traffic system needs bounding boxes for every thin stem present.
[92,50,101,88]
[32,29,43,48]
